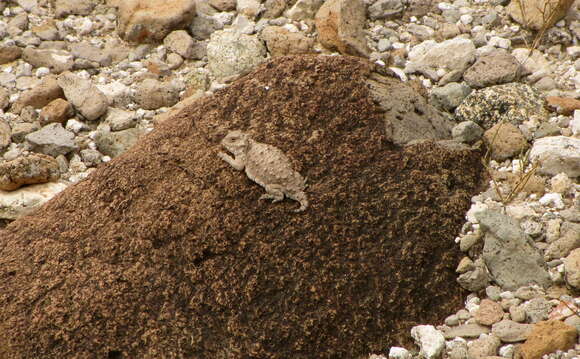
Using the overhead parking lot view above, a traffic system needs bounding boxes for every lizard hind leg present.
[259,185,285,203]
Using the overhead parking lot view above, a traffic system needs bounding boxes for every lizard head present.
[221,130,250,155]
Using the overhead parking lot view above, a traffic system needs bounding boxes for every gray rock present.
[545,229,580,260]
[377,38,392,52]
[491,320,533,342]
[445,314,460,326]
[190,14,222,41]
[405,38,476,80]
[533,122,560,139]
[452,121,484,144]
[207,30,267,81]
[367,68,454,146]
[460,231,482,252]
[263,0,286,18]
[94,127,144,158]
[69,42,112,67]
[57,71,108,121]
[457,259,490,292]
[80,149,102,167]
[104,108,137,131]
[529,136,580,177]
[430,82,472,112]
[564,248,580,289]
[11,122,39,143]
[486,286,502,301]
[54,0,95,18]
[455,83,548,130]
[0,119,11,150]
[523,297,552,323]
[475,209,550,290]
[134,79,179,110]
[514,286,542,300]
[21,48,74,74]
[464,50,522,88]
[443,324,490,339]
[25,123,77,157]
[368,0,404,20]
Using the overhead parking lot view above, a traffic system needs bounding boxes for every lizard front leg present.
[218,152,245,171]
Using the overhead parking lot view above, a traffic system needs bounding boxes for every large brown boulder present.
[0,56,484,358]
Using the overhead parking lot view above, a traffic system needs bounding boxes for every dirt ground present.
[0,55,485,358]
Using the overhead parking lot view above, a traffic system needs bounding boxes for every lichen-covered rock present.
[207,30,267,81]
[0,153,60,191]
[455,83,548,130]
[0,56,484,359]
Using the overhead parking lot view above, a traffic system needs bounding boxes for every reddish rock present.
[0,45,22,65]
[546,96,580,116]
[39,98,74,125]
[519,320,577,359]
[116,0,196,43]
[483,122,529,161]
[475,299,505,326]
[11,75,64,114]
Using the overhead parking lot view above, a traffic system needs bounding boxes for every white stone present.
[499,344,514,358]
[529,136,580,177]
[489,36,511,49]
[35,67,50,77]
[388,347,411,359]
[0,182,67,220]
[571,110,580,136]
[539,193,565,209]
[66,118,89,133]
[460,14,473,24]
[411,325,445,359]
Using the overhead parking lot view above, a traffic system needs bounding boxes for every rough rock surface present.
[315,0,370,57]
[207,30,267,81]
[0,56,484,359]
[455,83,547,130]
[475,209,551,290]
[0,154,60,191]
[506,0,575,31]
[366,69,454,145]
[529,136,580,178]
[11,75,64,113]
[519,320,577,359]
[116,0,197,43]
[57,71,108,121]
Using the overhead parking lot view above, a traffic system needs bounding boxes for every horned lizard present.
[218,130,308,212]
